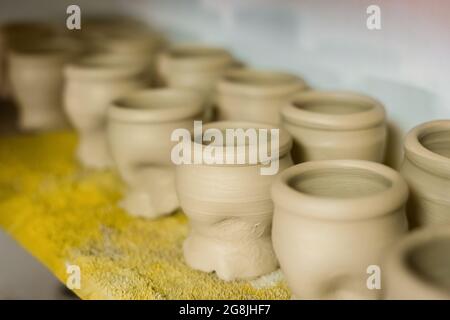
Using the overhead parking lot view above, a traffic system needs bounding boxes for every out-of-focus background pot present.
[217,68,307,125]
[382,225,450,299]
[157,45,236,121]
[176,121,293,281]
[64,54,148,169]
[271,160,409,299]
[80,20,166,85]
[107,88,204,218]
[8,36,82,131]
[400,120,450,228]
[281,91,387,164]
[0,21,54,99]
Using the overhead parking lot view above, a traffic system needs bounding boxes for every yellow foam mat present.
[0,131,289,299]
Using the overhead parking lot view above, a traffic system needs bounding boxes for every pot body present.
[273,206,407,299]
[0,22,53,98]
[64,74,146,169]
[9,53,71,131]
[271,160,409,299]
[217,69,306,125]
[281,91,387,163]
[176,154,293,281]
[400,121,450,228]
[157,46,235,121]
[157,46,234,93]
[382,226,450,299]
[107,88,204,218]
[285,123,386,163]
[401,158,450,228]
[108,119,197,218]
[218,93,298,125]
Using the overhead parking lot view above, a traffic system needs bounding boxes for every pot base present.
[183,233,278,281]
[76,134,114,169]
[119,189,178,219]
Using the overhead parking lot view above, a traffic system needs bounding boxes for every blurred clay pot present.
[64,54,148,169]
[157,45,236,120]
[107,88,204,218]
[8,36,81,131]
[0,21,54,98]
[82,26,165,85]
[158,45,234,91]
[176,121,293,281]
[281,91,387,164]
[271,160,409,299]
[217,68,307,125]
[383,225,450,299]
[400,120,450,228]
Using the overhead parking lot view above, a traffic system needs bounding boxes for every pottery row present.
[1,18,449,300]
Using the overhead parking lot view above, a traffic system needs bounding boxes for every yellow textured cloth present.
[0,131,289,299]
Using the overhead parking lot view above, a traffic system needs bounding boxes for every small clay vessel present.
[157,45,236,120]
[271,160,409,299]
[107,88,204,218]
[383,225,450,299]
[64,54,148,169]
[157,45,234,91]
[176,121,293,281]
[281,90,387,163]
[217,68,307,125]
[0,21,53,98]
[81,25,165,85]
[400,120,450,228]
[8,36,81,131]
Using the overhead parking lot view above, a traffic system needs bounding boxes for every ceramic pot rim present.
[272,160,408,220]
[0,21,53,40]
[281,90,386,130]
[160,44,234,72]
[218,68,306,97]
[404,120,450,178]
[89,32,161,54]
[383,225,450,298]
[8,37,80,64]
[65,54,145,80]
[189,121,292,166]
[108,88,205,123]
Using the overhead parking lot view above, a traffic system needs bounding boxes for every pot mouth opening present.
[224,69,299,87]
[282,91,385,130]
[10,38,79,58]
[287,167,392,199]
[418,129,450,160]
[114,89,202,111]
[169,46,229,60]
[292,97,373,115]
[189,121,292,163]
[74,54,136,69]
[404,237,450,292]
[194,128,277,148]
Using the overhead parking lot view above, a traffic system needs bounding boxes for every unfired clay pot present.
[176,121,293,281]
[157,45,236,120]
[383,225,450,299]
[271,160,409,299]
[108,88,204,218]
[8,36,82,131]
[64,54,148,169]
[217,68,307,125]
[81,26,165,85]
[281,91,387,164]
[158,45,235,91]
[400,120,450,228]
[0,21,54,98]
